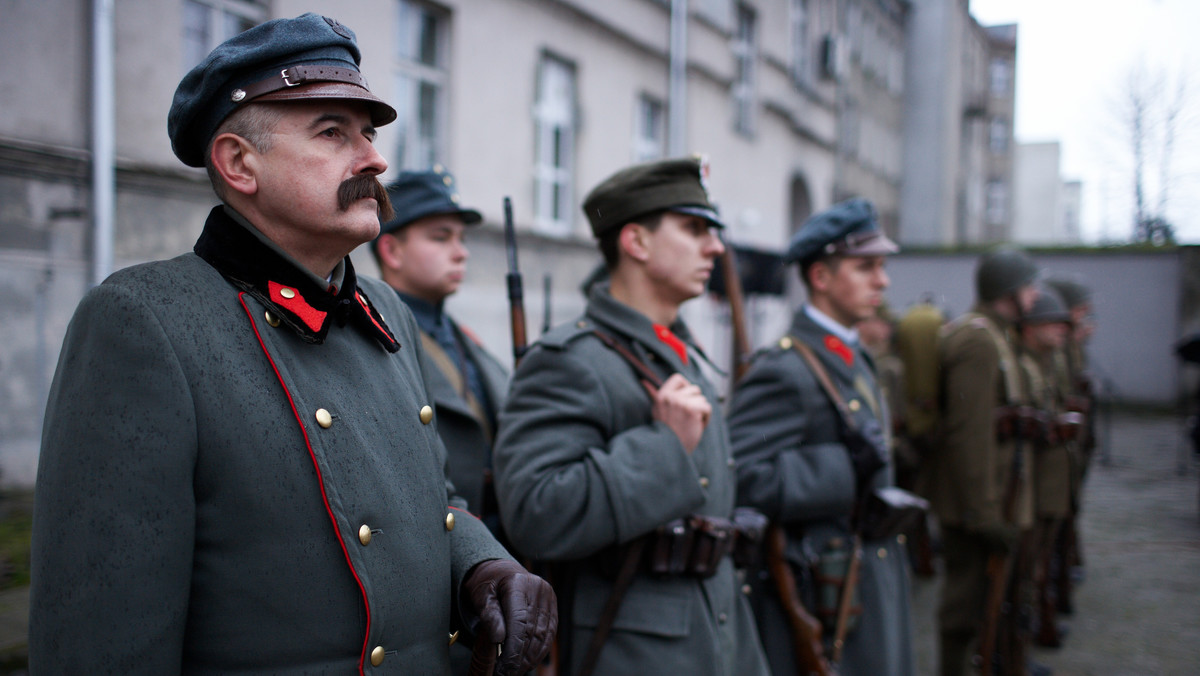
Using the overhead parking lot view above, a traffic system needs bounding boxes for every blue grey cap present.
[376,167,482,243]
[785,197,899,264]
[168,13,397,167]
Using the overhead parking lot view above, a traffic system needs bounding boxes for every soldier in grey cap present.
[30,13,554,674]
[492,156,770,676]
[727,197,915,675]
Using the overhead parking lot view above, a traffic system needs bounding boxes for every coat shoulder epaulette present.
[534,317,598,351]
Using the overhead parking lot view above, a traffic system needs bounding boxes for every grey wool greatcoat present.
[728,309,915,676]
[492,284,770,676]
[29,206,512,675]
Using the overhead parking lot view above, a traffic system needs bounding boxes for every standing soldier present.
[922,248,1039,676]
[729,198,916,676]
[492,157,771,676]
[1015,288,1077,652]
[372,169,512,674]
[373,168,509,533]
[28,14,555,673]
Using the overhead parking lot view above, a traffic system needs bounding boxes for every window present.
[790,0,808,85]
[989,116,1009,154]
[393,1,447,171]
[986,180,1008,225]
[990,58,1011,96]
[732,4,757,136]
[181,0,264,73]
[633,94,666,163]
[533,54,577,236]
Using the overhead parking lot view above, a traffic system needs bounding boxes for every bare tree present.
[1114,63,1187,244]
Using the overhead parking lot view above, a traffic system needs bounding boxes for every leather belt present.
[232,65,369,103]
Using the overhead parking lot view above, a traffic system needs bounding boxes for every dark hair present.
[797,254,843,291]
[598,210,666,269]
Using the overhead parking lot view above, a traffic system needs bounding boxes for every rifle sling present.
[789,337,859,432]
[575,328,664,676]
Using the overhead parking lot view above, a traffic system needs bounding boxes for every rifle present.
[976,424,1024,676]
[503,197,528,366]
[719,241,752,383]
[767,526,837,676]
[542,273,553,335]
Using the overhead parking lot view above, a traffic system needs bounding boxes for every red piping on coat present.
[238,292,372,675]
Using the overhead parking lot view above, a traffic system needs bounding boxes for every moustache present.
[338,174,393,222]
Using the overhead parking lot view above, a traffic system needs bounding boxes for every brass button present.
[264,310,280,327]
[370,645,385,666]
[449,630,460,646]
[727,458,736,468]
[315,408,333,429]
[280,287,296,299]
[576,320,588,328]
[897,534,907,545]
[877,547,888,559]
[779,336,793,349]
[849,399,862,412]
[698,476,710,489]
[445,512,456,531]
[718,612,728,623]
[420,405,434,425]
[443,175,453,186]
[358,524,372,546]
[742,584,752,595]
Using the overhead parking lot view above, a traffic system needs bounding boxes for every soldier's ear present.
[210,133,259,197]
[376,232,406,270]
[618,222,651,263]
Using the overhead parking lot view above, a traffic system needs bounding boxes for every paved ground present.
[912,412,1200,675]
[0,411,1196,674]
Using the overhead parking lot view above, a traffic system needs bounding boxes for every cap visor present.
[254,82,397,127]
[844,233,899,256]
[671,205,725,229]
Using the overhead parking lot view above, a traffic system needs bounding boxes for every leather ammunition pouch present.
[646,508,768,578]
[859,486,930,541]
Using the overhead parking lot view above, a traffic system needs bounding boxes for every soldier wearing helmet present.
[921,247,1040,676]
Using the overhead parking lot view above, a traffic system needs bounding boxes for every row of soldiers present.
[27,12,1093,675]
[371,151,1096,676]
[865,255,1097,676]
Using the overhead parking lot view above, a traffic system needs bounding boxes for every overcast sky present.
[969,0,1200,244]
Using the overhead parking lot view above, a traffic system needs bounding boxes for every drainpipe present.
[92,0,115,286]
[668,0,688,156]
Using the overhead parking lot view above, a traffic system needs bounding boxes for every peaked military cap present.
[169,12,397,167]
[373,167,482,251]
[582,156,724,237]
[785,197,899,264]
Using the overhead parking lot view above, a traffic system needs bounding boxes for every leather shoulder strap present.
[591,328,665,390]
[790,336,859,432]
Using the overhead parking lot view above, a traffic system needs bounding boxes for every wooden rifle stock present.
[766,525,837,676]
[503,197,528,366]
[719,241,752,383]
[828,535,862,664]
[976,430,1024,674]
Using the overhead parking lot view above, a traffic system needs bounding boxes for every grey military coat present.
[728,309,915,676]
[30,207,511,675]
[492,285,769,676]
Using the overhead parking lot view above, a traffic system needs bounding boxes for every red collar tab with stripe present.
[194,206,400,353]
[653,323,689,365]
[824,334,854,367]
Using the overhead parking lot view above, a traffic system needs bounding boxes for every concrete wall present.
[1013,142,1063,244]
[884,248,1197,407]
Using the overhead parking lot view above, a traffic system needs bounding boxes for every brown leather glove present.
[463,558,557,676]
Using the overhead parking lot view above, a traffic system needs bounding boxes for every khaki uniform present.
[921,305,1033,676]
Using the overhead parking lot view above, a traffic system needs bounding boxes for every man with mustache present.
[372,169,512,675]
[492,157,771,676]
[728,198,914,675]
[29,13,554,674]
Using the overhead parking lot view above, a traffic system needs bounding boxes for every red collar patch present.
[269,281,327,333]
[824,334,854,367]
[653,324,689,365]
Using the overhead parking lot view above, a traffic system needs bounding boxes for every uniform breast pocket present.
[572,576,693,638]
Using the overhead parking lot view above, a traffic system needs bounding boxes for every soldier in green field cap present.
[492,156,771,676]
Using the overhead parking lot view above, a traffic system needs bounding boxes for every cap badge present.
[696,154,712,197]
[323,16,353,39]
[230,88,247,102]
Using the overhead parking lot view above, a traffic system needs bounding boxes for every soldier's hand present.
[646,373,712,453]
[463,559,558,676]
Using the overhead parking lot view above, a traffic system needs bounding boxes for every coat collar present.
[193,205,400,353]
[584,282,703,374]
[789,308,873,380]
